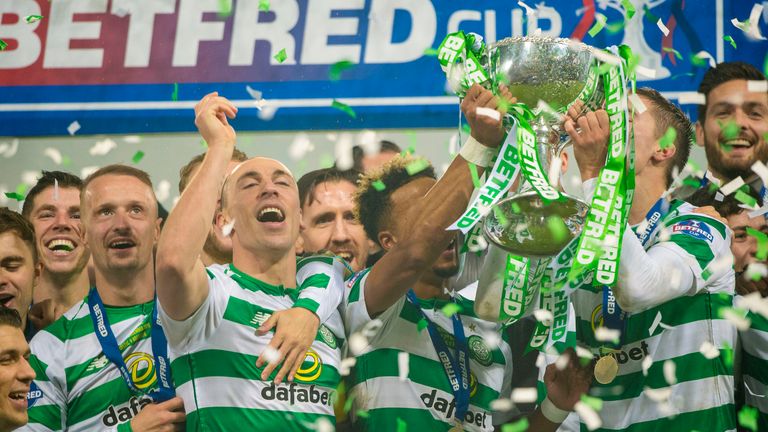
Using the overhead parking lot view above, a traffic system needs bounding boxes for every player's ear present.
[378,231,397,252]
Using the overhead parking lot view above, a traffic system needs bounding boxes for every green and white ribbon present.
[567,49,632,288]
[516,119,565,204]
[437,31,490,95]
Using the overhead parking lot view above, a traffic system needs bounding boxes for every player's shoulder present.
[34,299,91,346]
[663,200,728,242]
[346,267,373,303]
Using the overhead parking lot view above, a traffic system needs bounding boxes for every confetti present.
[132,150,145,164]
[67,121,81,136]
[656,18,670,36]
[635,65,657,79]
[423,48,438,57]
[739,406,759,432]
[274,48,287,63]
[406,159,430,176]
[468,162,482,188]
[736,190,759,208]
[511,388,537,403]
[396,417,407,432]
[747,80,768,93]
[171,83,179,101]
[339,357,356,376]
[621,0,636,19]
[724,35,737,49]
[518,1,536,16]
[331,100,356,118]
[659,127,677,150]
[502,419,529,432]
[662,360,677,385]
[476,107,501,121]
[155,180,171,202]
[260,346,280,364]
[546,216,568,242]
[641,355,653,376]
[416,317,428,332]
[4,192,24,201]
[369,180,386,192]
[644,387,672,402]
[491,398,515,412]
[25,15,43,23]
[594,327,621,344]
[722,308,751,330]
[699,341,720,359]
[736,292,768,318]
[258,0,270,12]
[0,40,6,51]
[692,51,717,68]
[745,380,767,398]
[217,0,232,17]
[0,139,18,158]
[348,333,368,355]
[441,302,462,317]
[289,133,313,160]
[222,219,235,237]
[748,205,768,219]
[43,148,63,165]
[397,352,409,381]
[313,418,333,432]
[720,177,745,196]
[588,13,607,38]
[574,401,602,430]
[329,60,354,81]
[580,394,603,411]
[89,138,117,156]
[662,47,683,60]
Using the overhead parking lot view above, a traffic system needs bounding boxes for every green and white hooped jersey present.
[344,271,513,432]
[740,307,768,431]
[571,201,737,431]
[22,298,159,432]
[158,257,346,431]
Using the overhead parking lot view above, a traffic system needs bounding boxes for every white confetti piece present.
[348,333,369,355]
[693,50,716,68]
[746,262,768,281]
[589,48,622,66]
[555,351,571,370]
[595,327,621,343]
[656,18,670,36]
[257,105,278,121]
[535,100,563,122]
[744,4,767,40]
[628,93,647,114]
[533,309,553,325]
[735,292,768,318]
[715,192,725,202]
[362,319,384,339]
[720,176,745,196]
[53,179,59,201]
[445,62,466,95]
[21,171,40,186]
[663,360,677,385]
[246,85,263,101]
[481,330,501,349]
[490,398,515,412]
[90,138,117,156]
[334,134,355,170]
[641,355,653,376]
[80,166,99,179]
[676,92,706,105]
[511,388,538,403]
[644,387,672,402]
[398,352,409,381]
[748,204,768,218]
[574,401,602,430]
[699,341,720,359]
[476,107,501,122]
[260,346,280,364]
[43,147,62,165]
[518,1,537,16]
[289,133,314,160]
[468,235,488,253]
[155,180,171,202]
[745,380,767,398]
[313,418,334,432]
[575,346,594,361]
[0,139,19,158]
[339,357,357,376]
[123,135,142,144]
[636,65,657,79]
[222,219,235,237]
[748,80,768,92]
[722,308,751,330]
[67,121,81,136]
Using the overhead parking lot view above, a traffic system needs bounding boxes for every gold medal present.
[594,355,619,384]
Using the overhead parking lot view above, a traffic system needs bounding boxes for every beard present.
[704,132,768,180]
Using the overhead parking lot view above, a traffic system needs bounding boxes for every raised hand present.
[544,349,594,411]
[129,396,186,432]
[564,101,610,181]
[255,308,320,384]
[193,92,238,150]
[460,84,516,148]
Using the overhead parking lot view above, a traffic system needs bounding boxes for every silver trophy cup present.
[481,36,605,258]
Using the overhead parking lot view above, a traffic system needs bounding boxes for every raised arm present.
[364,84,512,316]
[156,92,238,320]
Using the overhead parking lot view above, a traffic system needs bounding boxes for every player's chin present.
[432,259,460,279]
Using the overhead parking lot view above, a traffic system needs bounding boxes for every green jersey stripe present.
[665,234,714,270]
[589,403,735,432]
[663,214,727,238]
[187,406,334,432]
[25,404,61,430]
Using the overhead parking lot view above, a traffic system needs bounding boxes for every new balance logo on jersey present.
[420,390,489,428]
[102,396,152,427]
[261,382,333,406]
[251,311,271,327]
[86,355,109,372]
[672,220,714,242]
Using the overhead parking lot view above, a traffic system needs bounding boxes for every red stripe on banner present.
[570,0,595,41]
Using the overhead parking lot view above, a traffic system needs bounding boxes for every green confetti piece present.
[4,192,24,201]
[659,127,677,149]
[502,418,529,432]
[737,191,759,209]
[588,14,607,38]
[217,0,232,17]
[423,48,438,57]
[441,302,462,317]
[763,52,768,78]
[510,202,521,214]
[547,216,569,242]
[329,60,354,81]
[493,205,510,229]
[722,344,734,368]
[606,20,625,34]
[580,394,604,411]
[258,0,270,12]
[720,120,740,140]
[662,47,683,60]
[468,162,481,188]
[331,99,356,118]
[274,48,287,63]
[417,318,428,333]
[621,0,636,19]
[0,40,7,51]
[61,155,71,167]
[701,268,713,281]
[724,35,737,49]
[738,406,759,432]
[356,409,370,419]
[642,5,659,23]
[25,15,43,23]
[691,53,709,68]
[461,123,471,136]
[343,392,355,414]
[671,72,696,80]
[371,180,386,192]
[171,83,179,101]
[132,150,145,164]
[746,227,768,260]
[406,159,430,176]
[396,417,407,432]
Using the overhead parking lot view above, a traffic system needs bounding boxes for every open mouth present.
[335,251,353,263]
[257,207,285,223]
[46,238,75,255]
[0,293,14,308]
[108,239,136,250]
[9,390,27,409]
[722,138,753,151]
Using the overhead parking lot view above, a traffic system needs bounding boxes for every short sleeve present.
[295,255,348,324]
[20,332,67,431]
[343,268,406,340]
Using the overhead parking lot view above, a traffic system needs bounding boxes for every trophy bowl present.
[480,36,602,257]
[483,191,590,258]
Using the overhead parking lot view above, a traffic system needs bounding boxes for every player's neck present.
[93,265,155,307]
[629,174,668,225]
[232,250,297,288]
[35,268,89,310]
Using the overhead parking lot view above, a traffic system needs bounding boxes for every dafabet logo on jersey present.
[261,348,334,406]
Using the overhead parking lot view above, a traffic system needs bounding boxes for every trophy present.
[480,36,605,258]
